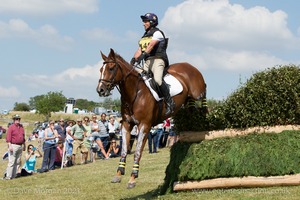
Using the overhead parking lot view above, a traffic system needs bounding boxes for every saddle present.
[143,72,183,102]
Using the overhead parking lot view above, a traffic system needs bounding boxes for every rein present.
[98,60,139,94]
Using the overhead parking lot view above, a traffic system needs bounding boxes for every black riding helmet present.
[140,13,158,27]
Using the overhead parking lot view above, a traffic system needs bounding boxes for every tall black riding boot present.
[159,81,175,116]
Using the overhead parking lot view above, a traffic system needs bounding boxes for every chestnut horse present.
[96,48,207,189]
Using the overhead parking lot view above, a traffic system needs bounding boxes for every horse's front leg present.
[111,126,131,183]
[127,126,149,189]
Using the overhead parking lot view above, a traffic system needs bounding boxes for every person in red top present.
[161,118,171,147]
[5,114,26,180]
[163,118,171,132]
[54,140,64,168]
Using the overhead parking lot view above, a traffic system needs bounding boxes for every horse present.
[96,48,207,189]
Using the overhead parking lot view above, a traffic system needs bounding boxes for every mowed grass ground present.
[0,112,300,200]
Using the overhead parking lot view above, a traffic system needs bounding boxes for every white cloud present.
[0,0,98,16]
[161,0,300,71]
[15,62,102,89]
[0,19,74,50]
[203,50,286,71]
[0,85,21,98]
[169,49,287,71]
[13,61,105,102]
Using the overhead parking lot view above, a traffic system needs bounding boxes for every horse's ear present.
[100,51,108,61]
[109,48,116,60]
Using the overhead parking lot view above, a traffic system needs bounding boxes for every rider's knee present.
[154,78,162,86]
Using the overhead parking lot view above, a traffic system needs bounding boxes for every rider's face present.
[143,20,150,30]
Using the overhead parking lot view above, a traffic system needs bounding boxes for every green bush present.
[161,130,300,194]
[173,100,209,132]
[222,65,300,128]
[173,64,300,132]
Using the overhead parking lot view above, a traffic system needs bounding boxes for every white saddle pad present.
[144,73,183,101]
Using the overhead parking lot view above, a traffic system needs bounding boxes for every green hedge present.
[173,64,300,132]
[160,130,300,194]
[222,65,300,128]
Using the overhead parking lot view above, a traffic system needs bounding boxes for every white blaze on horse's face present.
[99,63,107,88]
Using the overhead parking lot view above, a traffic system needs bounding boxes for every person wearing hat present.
[130,13,175,116]
[70,118,88,164]
[5,114,26,180]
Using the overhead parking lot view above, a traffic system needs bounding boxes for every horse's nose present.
[96,86,105,96]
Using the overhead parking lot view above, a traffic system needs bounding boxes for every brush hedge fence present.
[173,64,300,132]
[160,64,300,194]
[160,130,300,194]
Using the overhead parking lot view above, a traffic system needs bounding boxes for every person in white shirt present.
[37,126,45,151]
[131,13,175,116]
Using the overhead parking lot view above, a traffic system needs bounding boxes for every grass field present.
[0,112,299,199]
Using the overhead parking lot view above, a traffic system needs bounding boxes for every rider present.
[130,13,175,116]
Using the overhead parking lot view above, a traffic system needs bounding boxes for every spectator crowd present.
[3,113,177,180]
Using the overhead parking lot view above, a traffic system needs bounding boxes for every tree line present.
[13,91,121,120]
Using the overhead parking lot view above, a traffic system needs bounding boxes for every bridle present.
[98,60,137,94]
[98,60,119,93]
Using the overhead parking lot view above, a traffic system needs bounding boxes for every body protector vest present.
[138,27,169,66]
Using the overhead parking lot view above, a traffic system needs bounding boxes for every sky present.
[0,0,299,111]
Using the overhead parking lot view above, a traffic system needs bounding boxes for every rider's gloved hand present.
[130,57,136,65]
[136,52,149,64]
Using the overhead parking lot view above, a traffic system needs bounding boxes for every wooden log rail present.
[173,174,300,191]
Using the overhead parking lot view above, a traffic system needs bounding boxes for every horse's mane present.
[113,51,131,68]
[113,51,139,76]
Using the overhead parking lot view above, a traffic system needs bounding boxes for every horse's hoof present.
[127,182,136,189]
[111,176,121,183]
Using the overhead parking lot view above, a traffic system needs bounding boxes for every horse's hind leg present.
[127,126,149,189]
[111,126,131,183]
